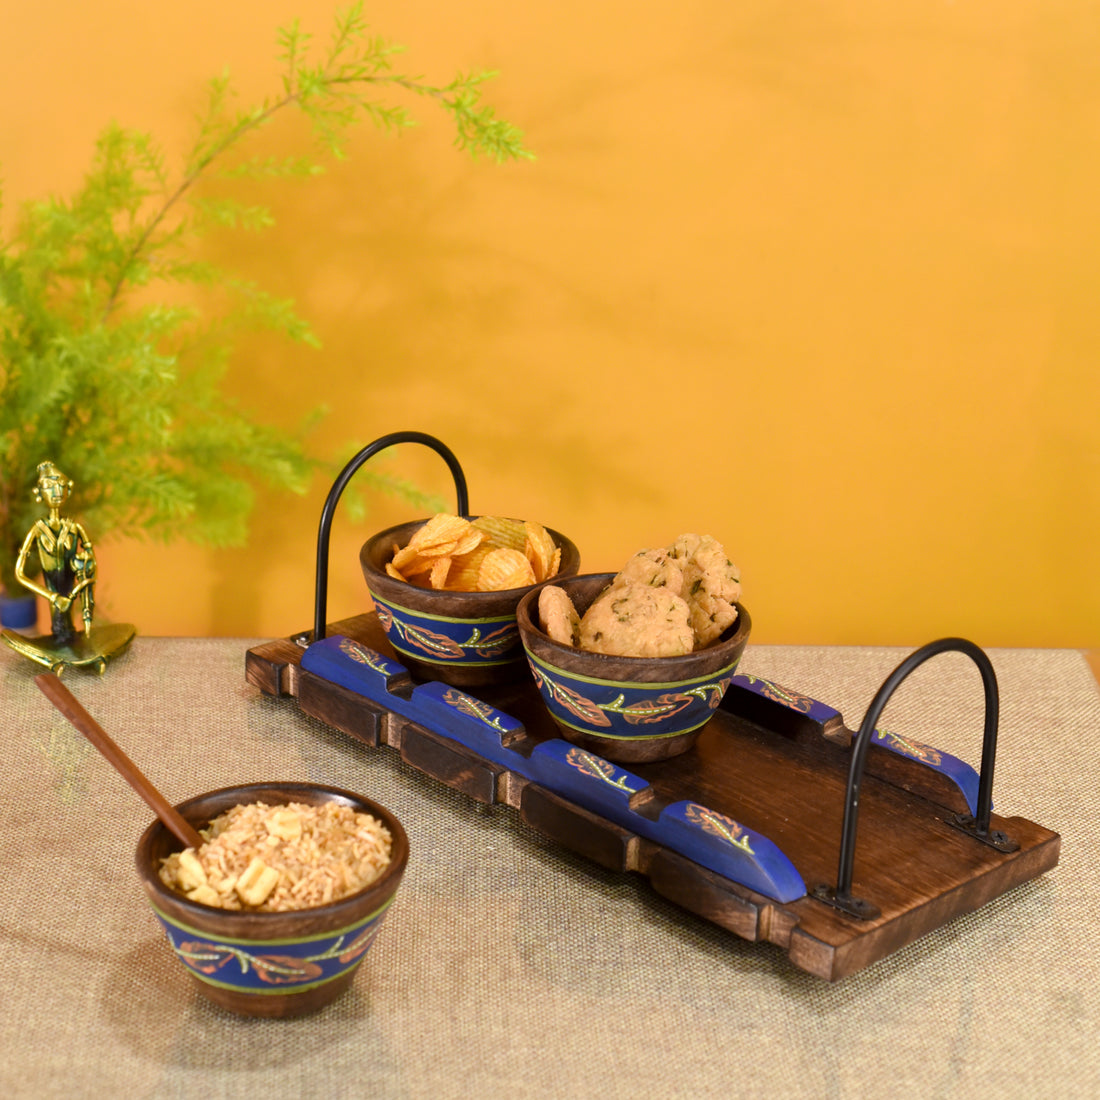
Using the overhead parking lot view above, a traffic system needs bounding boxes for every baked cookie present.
[674,534,742,646]
[578,583,694,658]
[538,585,581,647]
[610,546,685,596]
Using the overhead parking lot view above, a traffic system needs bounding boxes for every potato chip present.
[478,548,537,591]
[386,512,558,593]
[472,515,526,551]
[446,544,494,591]
[400,553,435,577]
[409,513,476,552]
[429,556,451,590]
[451,527,485,557]
[524,520,557,582]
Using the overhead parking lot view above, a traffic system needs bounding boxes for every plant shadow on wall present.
[0,2,531,607]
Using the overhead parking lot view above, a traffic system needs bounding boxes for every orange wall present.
[3,1,1098,646]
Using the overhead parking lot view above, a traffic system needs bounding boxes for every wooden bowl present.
[135,782,409,1018]
[516,573,752,763]
[359,518,581,687]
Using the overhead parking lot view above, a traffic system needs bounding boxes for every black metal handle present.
[311,431,468,643]
[814,636,1017,920]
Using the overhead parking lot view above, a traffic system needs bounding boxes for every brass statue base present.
[3,461,137,674]
[2,622,135,675]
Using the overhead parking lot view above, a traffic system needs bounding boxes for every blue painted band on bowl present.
[371,594,520,666]
[149,896,394,993]
[525,649,743,691]
[147,895,396,947]
[525,649,740,739]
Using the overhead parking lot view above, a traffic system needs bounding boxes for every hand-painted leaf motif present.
[621,693,693,725]
[546,678,612,727]
[467,624,516,659]
[875,728,943,766]
[375,606,393,632]
[566,746,616,781]
[339,922,383,964]
[175,940,236,976]
[338,638,390,673]
[707,677,733,708]
[757,679,814,713]
[683,802,754,853]
[253,955,325,985]
[443,688,494,722]
[402,623,465,658]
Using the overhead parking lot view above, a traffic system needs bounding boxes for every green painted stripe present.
[388,642,514,668]
[549,715,711,740]
[149,894,394,946]
[186,961,362,996]
[526,649,738,690]
[374,596,515,626]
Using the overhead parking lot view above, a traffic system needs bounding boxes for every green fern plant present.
[0,2,531,597]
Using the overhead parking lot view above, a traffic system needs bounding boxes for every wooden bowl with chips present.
[360,516,581,687]
[516,573,752,763]
[135,782,409,1019]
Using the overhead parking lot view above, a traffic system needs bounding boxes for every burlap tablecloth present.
[1,638,1096,1098]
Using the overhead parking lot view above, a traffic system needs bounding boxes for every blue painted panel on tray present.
[301,636,807,902]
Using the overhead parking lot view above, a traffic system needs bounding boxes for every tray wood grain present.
[246,615,1060,981]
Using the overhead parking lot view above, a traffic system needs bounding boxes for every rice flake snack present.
[538,533,741,658]
[158,800,393,912]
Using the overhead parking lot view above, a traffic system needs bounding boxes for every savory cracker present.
[538,585,581,646]
[578,583,694,658]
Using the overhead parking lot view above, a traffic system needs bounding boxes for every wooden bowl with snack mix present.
[359,514,580,687]
[135,782,408,1018]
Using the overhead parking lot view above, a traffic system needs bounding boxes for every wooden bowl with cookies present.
[515,536,751,763]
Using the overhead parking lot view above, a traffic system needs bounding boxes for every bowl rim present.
[360,517,581,601]
[515,571,751,671]
[135,781,409,927]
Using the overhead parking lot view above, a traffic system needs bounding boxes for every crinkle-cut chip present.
[524,520,557,582]
[472,515,527,551]
[429,556,451,590]
[400,553,436,577]
[391,544,425,571]
[452,528,485,557]
[478,547,537,591]
[408,512,476,551]
[445,545,493,591]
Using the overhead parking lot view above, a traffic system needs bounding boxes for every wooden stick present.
[35,672,204,850]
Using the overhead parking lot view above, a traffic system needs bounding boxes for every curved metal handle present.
[814,636,1017,920]
[311,431,469,643]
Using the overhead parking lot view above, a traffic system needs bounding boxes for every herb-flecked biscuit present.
[671,533,742,647]
[538,585,581,647]
[610,546,685,596]
[578,583,694,658]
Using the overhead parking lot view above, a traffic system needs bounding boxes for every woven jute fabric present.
[1,639,1096,1099]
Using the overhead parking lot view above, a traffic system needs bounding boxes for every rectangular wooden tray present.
[246,614,1060,981]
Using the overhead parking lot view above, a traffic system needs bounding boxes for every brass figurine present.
[1,462,135,674]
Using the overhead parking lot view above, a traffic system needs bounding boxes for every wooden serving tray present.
[246,614,1060,982]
